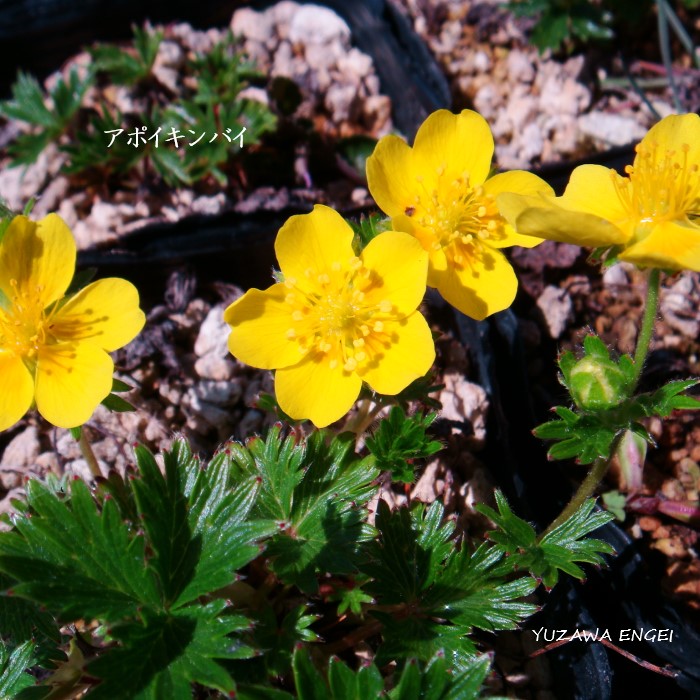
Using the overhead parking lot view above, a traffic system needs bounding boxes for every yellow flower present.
[0,214,145,431]
[366,109,553,320]
[497,113,700,271]
[225,204,435,428]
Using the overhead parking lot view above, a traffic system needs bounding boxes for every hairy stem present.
[631,268,661,390]
[77,428,102,479]
[342,399,383,435]
[539,271,661,539]
[538,432,624,540]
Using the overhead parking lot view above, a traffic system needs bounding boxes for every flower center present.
[407,167,506,269]
[0,279,52,359]
[614,141,700,224]
[282,259,395,372]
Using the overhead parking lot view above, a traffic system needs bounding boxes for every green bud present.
[569,355,628,410]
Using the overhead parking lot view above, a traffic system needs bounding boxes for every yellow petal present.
[497,192,629,247]
[50,278,145,352]
[641,113,700,166]
[275,354,362,428]
[366,135,422,218]
[225,284,301,370]
[34,342,113,429]
[432,244,517,320]
[359,312,435,395]
[619,220,700,271]
[558,164,630,224]
[0,214,76,307]
[0,351,35,431]
[412,109,494,186]
[485,170,553,248]
[274,205,355,288]
[359,231,428,315]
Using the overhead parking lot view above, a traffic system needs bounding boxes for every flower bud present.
[569,355,628,410]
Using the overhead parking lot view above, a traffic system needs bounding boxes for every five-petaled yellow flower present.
[366,109,553,320]
[225,205,435,428]
[497,113,700,271]
[0,214,145,431]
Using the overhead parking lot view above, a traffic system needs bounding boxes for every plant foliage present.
[535,335,700,464]
[0,427,616,697]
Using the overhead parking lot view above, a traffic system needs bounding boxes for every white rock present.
[507,49,535,84]
[0,427,41,469]
[325,83,360,123]
[518,122,545,163]
[438,373,489,444]
[195,305,231,358]
[661,273,700,338]
[537,285,573,339]
[269,1,300,40]
[577,111,646,147]
[194,305,238,381]
[337,49,373,84]
[602,262,631,288]
[288,5,351,46]
[231,8,275,44]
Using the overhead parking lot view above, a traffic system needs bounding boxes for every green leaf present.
[365,407,442,483]
[478,492,614,589]
[111,378,134,393]
[131,440,276,608]
[0,437,279,698]
[250,605,320,678]
[90,26,162,85]
[0,574,61,667]
[100,393,136,413]
[0,72,55,127]
[229,426,379,592]
[0,641,36,698]
[0,478,160,620]
[363,501,536,665]
[86,602,247,699]
[292,647,494,700]
[65,267,97,296]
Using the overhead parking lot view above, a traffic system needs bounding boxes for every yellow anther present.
[373,321,384,333]
[317,273,330,285]
[344,357,358,372]
[292,310,304,321]
[331,261,342,272]
[285,328,296,339]
[285,293,296,305]
[354,351,366,362]
[319,341,332,353]
[360,324,370,336]
[379,300,392,313]
[353,338,365,348]
[477,205,487,218]
[329,359,338,369]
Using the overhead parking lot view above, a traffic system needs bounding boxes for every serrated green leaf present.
[292,647,326,700]
[0,478,160,620]
[87,602,245,699]
[0,641,36,698]
[0,72,55,127]
[480,493,614,589]
[366,407,442,484]
[230,427,379,592]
